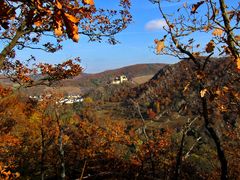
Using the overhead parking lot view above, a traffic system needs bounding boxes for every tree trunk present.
[41,127,45,180]
[174,131,185,180]
[201,97,228,180]
[55,110,66,180]
[58,126,66,180]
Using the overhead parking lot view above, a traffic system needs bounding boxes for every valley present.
[0,0,239,179]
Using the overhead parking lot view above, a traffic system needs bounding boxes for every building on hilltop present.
[111,75,128,84]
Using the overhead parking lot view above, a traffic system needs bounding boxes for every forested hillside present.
[1,0,240,179]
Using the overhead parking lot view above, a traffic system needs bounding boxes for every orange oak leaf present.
[212,28,224,36]
[54,10,63,36]
[237,57,240,70]
[82,0,94,5]
[155,39,165,54]
[64,13,80,23]
[54,24,63,36]
[55,0,62,9]
[235,35,240,41]
[203,25,210,32]
[34,20,43,27]
[62,13,80,42]
[72,25,80,42]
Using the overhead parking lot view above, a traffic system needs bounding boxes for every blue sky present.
[15,0,179,73]
[12,0,239,73]
[63,0,184,73]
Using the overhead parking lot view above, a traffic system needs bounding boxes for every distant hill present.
[60,63,166,92]
[0,63,166,95]
[0,75,12,86]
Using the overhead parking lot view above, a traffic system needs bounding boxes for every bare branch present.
[157,1,200,68]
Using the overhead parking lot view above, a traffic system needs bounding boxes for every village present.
[29,94,84,104]
[28,75,128,104]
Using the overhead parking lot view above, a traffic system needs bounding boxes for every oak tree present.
[150,0,239,179]
[0,0,132,86]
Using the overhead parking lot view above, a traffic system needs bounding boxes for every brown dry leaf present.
[191,1,204,14]
[72,24,80,42]
[54,27,62,36]
[210,7,219,20]
[34,20,42,27]
[227,10,235,20]
[235,35,240,41]
[237,57,240,70]
[183,82,190,92]
[221,45,231,55]
[169,24,174,29]
[215,89,221,96]
[205,40,215,53]
[55,0,62,9]
[233,92,240,100]
[223,86,229,93]
[64,13,80,23]
[214,8,219,16]
[54,10,63,37]
[203,25,210,32]
[35,0,46,12]
[63,15,79,42]
[15,172,20,178]
[83,0,94,5]
[200,88,208,98]
[156,40,165,54]
[193,52,200,57]
[212,28,224,36]
[72,34,79,42]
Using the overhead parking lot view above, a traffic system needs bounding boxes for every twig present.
[80,160,87,180]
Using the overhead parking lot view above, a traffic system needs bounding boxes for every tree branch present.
[157,1,200,68]
[0,21,27,69]
[219,0,239,60]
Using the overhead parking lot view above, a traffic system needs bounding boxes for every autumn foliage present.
[0,0,132,86]
[0,93,174,179]
[0,0,131,43]
[0,0,240,179]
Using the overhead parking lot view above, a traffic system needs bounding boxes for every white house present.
[111,75,128,84]
[30,94,84,105]
[57,95,84,104]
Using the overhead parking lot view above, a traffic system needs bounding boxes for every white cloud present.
[145,19,167,31]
